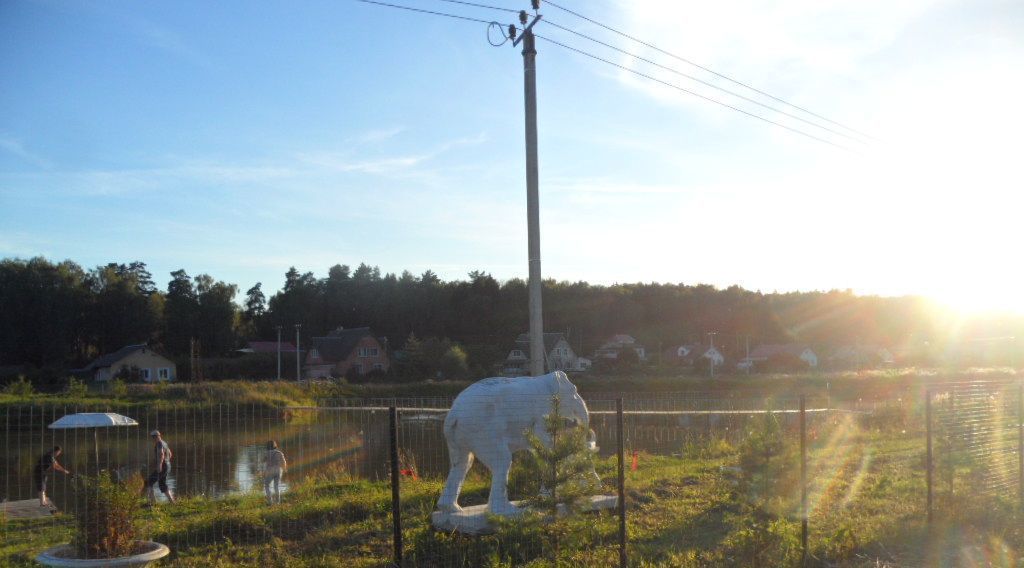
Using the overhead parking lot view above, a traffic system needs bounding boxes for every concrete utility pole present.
[276,325,282,381]
[513,6,545,377]
[708,332,718,378]
[294,324,302,381]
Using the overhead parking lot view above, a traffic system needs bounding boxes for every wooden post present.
[389,407,402,566]
[616,398,627,568]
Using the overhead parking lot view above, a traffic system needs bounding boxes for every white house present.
[666,344,725,367]
[76,344,177,383]
[594,334,648,362]
[742,344,818,369]
[503,332,589,375]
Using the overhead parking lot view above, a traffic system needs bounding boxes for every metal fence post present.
[389,406,402,567]
[800,395,807,561]
[926,389,933,524]
[616,398,627,568]
[1018,382,1023,510]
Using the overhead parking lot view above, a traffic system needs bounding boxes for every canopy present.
[48,413,138,429]
[47,413,139,468]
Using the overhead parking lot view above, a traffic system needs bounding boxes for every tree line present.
[2,256,1020,382]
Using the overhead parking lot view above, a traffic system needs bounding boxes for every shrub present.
[73,472,144,559]
[111,378,128,398]
[3,374,34,396]
[822,525,858,561]
[64,376,89,398]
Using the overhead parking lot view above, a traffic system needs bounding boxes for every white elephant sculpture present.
[436,371,598,515]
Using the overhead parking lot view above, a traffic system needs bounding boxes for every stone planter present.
[36,541,169,568]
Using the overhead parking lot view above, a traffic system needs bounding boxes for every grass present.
[4,411,1022,567]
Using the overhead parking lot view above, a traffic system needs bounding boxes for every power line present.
[543,0,872,140]
[533,33,854,152]
[435,0,518,13]
[541,19,867,144]
[355,0,497,24]
[355,0,855,150]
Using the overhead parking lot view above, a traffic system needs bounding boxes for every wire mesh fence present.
[2,380,1022,566]
[927,380,1023,514]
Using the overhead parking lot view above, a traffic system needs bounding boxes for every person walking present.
[263,440,287,505]
[35,445,71,509]
[142,430,175,504]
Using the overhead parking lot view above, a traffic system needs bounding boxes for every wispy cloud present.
[0,136,51,168]
[353,127,406,144]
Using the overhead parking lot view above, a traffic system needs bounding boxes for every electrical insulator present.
[508,24,517,41]
[519,10,528,25]
[532,0,540,10]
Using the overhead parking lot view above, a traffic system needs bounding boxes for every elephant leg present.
[476,445,517,515]
[437,448,474,512]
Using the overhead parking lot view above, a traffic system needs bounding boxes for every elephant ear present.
[554,371,577,394]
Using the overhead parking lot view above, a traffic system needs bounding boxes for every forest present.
[1,256,1020,383]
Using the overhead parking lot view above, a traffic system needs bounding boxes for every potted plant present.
[36,472,169,567]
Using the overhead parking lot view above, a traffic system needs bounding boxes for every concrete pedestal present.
[431,495,618,535]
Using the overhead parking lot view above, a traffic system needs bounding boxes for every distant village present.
[73,326,915,384]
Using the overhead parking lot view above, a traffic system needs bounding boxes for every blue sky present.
[2,0,1022,312]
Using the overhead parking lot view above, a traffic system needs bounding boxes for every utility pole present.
[708,332,718,378]
[294,324,301,381]
[512,5,545,377]
[745,335,751,376]
[276,325,282,381]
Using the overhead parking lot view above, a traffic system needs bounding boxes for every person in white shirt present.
[142,430,175,504]
[263,440,287,505]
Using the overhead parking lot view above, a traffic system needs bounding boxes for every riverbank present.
[2,367,1018,413]
[4,419,1020,567]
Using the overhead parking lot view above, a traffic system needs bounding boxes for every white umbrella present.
[48,413,139,468]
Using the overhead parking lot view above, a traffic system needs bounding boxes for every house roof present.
[599,334,642,350]
[310,327,376,362]
[83,344,157,371]
[749,344,813,359]
[514,332,568,354]
[246,341,297,353]
[665,344,718,362]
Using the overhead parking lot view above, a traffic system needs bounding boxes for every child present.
[263,440,288,504]
[35,446,71,509]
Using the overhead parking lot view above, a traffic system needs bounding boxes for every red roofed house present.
[303,327,389,379]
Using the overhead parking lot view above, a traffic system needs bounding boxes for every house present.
[593,334,648,363]
[503,332,589,376]
[237,341,297,354]
[828,345,895,369]
[664,344,725,368]
[78,344,176,383]
[303,327,389,379]
[741,344,818,371]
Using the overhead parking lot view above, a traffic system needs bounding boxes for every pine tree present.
[523,395,601,514]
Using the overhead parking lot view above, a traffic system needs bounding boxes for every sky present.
[1,0,1022,313]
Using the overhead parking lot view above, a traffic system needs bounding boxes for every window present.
[358,347,379,357]
[510,349,525,359]
[372,363,384,371]
[139,368,151,381]
[310,348,320,360]
[157,368,170,380]
[352,363,363,374]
